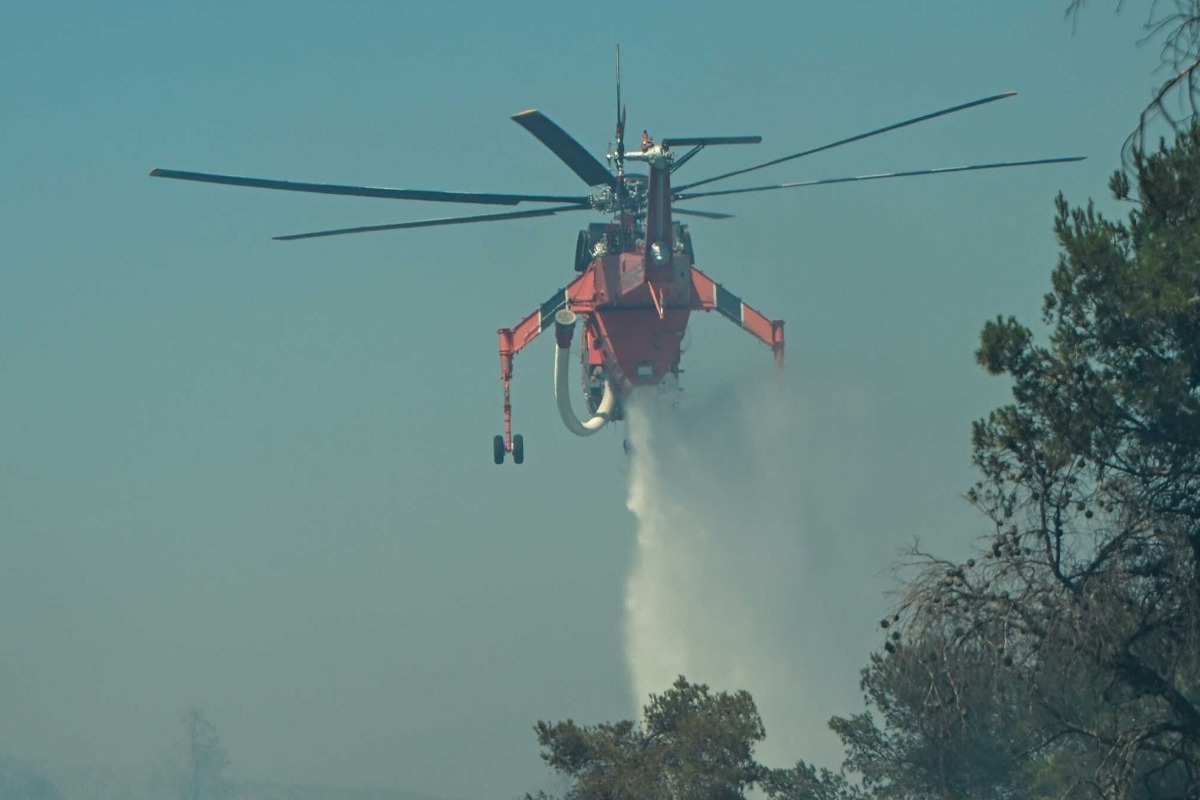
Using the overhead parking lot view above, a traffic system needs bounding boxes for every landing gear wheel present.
[512,434,525,465]
[493,435,505,465]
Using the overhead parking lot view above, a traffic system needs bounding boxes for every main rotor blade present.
[675,91,1018,193]
[511,110,616,188]
[150,168,588,206]
[662,136,762,147]
[673,207,735,220]
[674,156,1086,201]
[272,204,589,241]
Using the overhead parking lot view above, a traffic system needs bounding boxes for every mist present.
[622,366,915,769]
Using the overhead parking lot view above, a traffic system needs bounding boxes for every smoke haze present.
[623,370,879,769]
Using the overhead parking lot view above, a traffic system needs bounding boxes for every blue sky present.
[0,2,1170,798]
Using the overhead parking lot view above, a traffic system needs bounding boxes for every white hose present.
[554,327,616,436]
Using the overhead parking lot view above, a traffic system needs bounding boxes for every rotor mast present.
[613,45,628,227]
[622,135,673,260]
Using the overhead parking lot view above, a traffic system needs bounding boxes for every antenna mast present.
[614,45,625,221]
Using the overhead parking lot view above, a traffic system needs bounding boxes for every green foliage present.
[758,760,866,800]
[829,643,1041,800]
[973,126,1200,534]
[531,677,866,800]
[530,677,766,800]
[878,127,1200,798]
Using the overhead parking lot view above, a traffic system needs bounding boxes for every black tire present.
[512,434,525,465]
[493,435,505,465]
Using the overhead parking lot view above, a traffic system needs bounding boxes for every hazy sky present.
[0,3,1168,799]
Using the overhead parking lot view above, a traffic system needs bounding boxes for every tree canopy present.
[530,677,766,800]
[529,677,865,800]
[836,126,1200,799]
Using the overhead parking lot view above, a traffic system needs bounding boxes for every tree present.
[885,127,1200,798]
[528,676,863,800]
[827,637,1051,800]
[156,708,231,800]
[530,677,764,800]
[1067,1,1200,157]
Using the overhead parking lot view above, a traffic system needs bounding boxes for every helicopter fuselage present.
[497,141,785,456]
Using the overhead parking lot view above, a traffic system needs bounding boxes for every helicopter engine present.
[575,223,625,272]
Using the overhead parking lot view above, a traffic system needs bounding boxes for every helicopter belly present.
[587,308,689,395]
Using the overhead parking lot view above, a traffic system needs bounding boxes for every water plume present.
[622,374,860,768]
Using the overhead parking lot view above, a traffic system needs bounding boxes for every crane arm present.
[496,270,597,454]
[689,266,785,366]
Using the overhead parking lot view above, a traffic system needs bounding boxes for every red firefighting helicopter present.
[150,54,1083,465]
